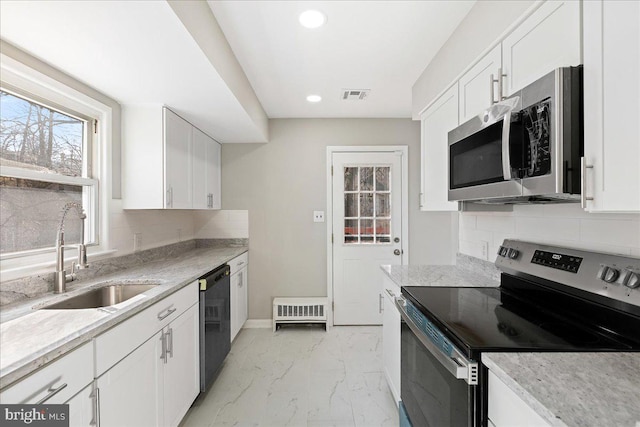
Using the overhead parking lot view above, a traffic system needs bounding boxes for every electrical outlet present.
[481,241,489,260]
[314,211,325,223]
[133,233,142,252]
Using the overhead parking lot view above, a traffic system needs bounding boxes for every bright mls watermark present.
[0,405,69,426]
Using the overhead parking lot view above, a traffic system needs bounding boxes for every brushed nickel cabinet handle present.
[581,157,594,208]
[157,307,177,320]
[36,383,68,404]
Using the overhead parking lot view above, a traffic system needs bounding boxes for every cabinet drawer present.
[229,252,248,275]
[0,342,93,404]
[488,370,550,427]
[95,282,198,376]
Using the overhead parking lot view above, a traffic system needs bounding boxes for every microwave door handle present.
[395,297,478,385]
[501,110,513,180]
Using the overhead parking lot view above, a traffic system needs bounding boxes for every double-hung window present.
[1,77,99,268]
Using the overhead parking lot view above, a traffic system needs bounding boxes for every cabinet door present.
[381,278,400,406]
[97,333,162,427]
[238,267,248,330]
[164,108,192,209]
[206,140,222,210]
[420,84,459,211]
[502,0,581,96]
[488,370,551,427]
[230,272,240,342]
[583,0,640,212]
[192,127,209,209]
[162,304,200,427]
[66,383,95,427]
[458,44,502,123]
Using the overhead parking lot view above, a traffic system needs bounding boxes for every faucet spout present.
[54,202,89,294]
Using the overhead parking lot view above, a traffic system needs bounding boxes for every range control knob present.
[597,265,620,283]
[507,248,520,260]
[622,270,640,289]
[497,246,508,257]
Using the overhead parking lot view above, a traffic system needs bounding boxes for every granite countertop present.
[0,245,247,390]
[380,254,501,288]
[483,352,640,427]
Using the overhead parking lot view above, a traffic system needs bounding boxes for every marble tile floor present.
[180,325,399,427]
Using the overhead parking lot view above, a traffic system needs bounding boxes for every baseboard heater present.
[272,297,328,332]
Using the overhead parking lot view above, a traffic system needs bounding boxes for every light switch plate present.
[313,211,325,223]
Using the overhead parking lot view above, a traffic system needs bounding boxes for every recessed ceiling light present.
[299,10,326,29]
[306,95,322,103]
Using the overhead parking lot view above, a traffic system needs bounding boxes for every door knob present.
[393,249,402,256]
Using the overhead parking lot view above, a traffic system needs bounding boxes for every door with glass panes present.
[332,151,404,325]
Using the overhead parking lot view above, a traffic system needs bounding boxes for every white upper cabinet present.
[192,127,222,210]
[206,139,222,209]
[583,0,640,212]
[123,106,221,210]
[420,84,459,211]
[501,0,582,97]
[458,45,502,124]
[164,108,192,209]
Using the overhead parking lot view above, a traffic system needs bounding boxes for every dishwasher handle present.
[199,264,230,291]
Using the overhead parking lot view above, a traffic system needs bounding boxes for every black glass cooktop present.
[402,274,640,359]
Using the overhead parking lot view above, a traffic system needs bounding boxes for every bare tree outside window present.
[0,89,89,254]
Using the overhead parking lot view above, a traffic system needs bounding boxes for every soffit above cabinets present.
[0,1,268,143]
[208,0,475,118]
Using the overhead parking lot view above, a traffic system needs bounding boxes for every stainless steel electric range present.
[397,240,640,427]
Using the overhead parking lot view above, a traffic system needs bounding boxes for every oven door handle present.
[395,297,478,385]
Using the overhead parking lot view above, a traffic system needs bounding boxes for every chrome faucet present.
[54,202,89,293]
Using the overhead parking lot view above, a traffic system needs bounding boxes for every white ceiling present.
[0,1,266,143]
[0,0,475,142]
[209,0,475,118]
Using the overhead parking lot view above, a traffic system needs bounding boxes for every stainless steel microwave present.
[448,66,583,204]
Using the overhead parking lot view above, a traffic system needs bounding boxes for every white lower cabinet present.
[97,334,163,427]
[230,253,249,342]
[96,282,199,427]
[487,370,551,427]
[381,274,401,406]
[0,342,94,408]
[66,383,97,426]
[161,304,200,427]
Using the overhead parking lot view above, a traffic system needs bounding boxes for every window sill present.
[0,248,118,283]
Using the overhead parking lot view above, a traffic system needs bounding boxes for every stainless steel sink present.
[42,284,158,309]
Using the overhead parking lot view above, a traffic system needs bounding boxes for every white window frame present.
[0,53,112,280]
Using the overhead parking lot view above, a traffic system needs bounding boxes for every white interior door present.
[332,151,404,325]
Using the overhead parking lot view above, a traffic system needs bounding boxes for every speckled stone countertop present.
[380,254,501,288]
[0,245,247,390]
[483,352,640,427]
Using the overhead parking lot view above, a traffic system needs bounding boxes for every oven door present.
[448,97,524,202]
[397,298,478,427]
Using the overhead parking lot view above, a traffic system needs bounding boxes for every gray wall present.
[412,0,535,118]
[221,118,456,319]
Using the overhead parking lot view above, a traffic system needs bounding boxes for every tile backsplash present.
[193,210,249,239]
[459,203,640,260]
[110,200,196,254]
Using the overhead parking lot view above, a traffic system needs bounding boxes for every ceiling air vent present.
[341,89,370,101]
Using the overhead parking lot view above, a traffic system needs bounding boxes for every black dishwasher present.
[198,264,230,392]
